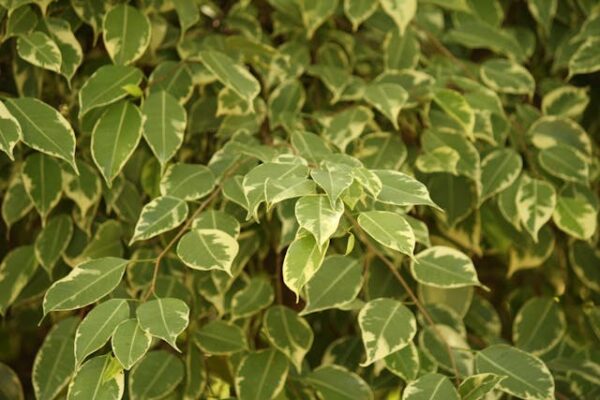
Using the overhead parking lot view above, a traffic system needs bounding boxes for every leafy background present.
[0,0,599,399]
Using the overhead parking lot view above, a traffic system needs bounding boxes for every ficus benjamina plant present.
[0,0,599,399]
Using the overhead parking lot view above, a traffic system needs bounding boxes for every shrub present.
[0,0,598,399]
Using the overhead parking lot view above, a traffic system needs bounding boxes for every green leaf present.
[78,65,144,117]
[291,130,332,164]
[111,319,152,370]
[129,351,184,400]
[268,79,305,131]
[159,163,215,201]
[6,5,38,38]
[301,255,363,315]
[43,257,128,315]
[32,317,79,400]
[191,210,240,238]
[480,59,535,95]
[130,196,188,243]
[432,89,475,140]
[364,82,408,129]
[235,349,289,400]
[516,176,556,242]
[0,246,38,316]
[324,105,373,151]
[148,61,194,103]
[74,299,130,364]
[0,101,21,160]
[384,27,420,71]
[266,177,317,208]
[22,153,63,221]
[415,147,460,175]
[569,241,600,293]
[16,31,62,73]
[231,278,274,319]
[306,365,373,400]
[374,170,438,209]
[244,162,309,220]
[569,37,600,77]
[310,166,354,207]
[177,229,239,274]
[379,0,417,34]
[67,355,124,400]
[458,373,505,400]
[427,173,477,227]
[480,149,522,202]
[282,232,327,298]
[298,0,338,38]
[527,0,556,33]
[295,195,344,246]
[194,320,248,355]
[384,342,420,382]
[71,0,105,39]
[358,131,407,170]
[475,344,555,400]
[419,325,472,376]
[183,343,206,399]
[538,144,589,184]
[198,50,260,104]
[102,4,150,65]
[2,176,33,229]
[358,298,416,366]
[136,297,189,351]
[0,363,24,400]
[63,160,102,215]
[402,373,459,400]
[46,18,83,82]
[513,297,566,355]
[359,210,416,257]
[173,0,199,35]
[142,91,187,166]
[527,116,591,160]
[263,306,313,371]
[344,0,379,30]
[35,214,73,275]
[541,85,589,118]
[5,97,77,170]
[91,101,143,185]
[411,246,481,288]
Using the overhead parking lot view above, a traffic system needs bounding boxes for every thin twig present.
[346,212,462,385]
[143,162,241,301]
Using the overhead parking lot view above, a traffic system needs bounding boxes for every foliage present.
[0,0,599,399]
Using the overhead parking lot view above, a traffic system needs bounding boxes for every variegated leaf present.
[142,91,187,167]
[91,101,143,186]
[130,196,188,243]
[235,349,289,400]
[358,298,416,366]
[411,246,481,288]
[111,319,152,370]
[102,4,150,65]
[516,176,556,242]
[136,297,189,351]
[358,211,415,257]
[5,97,77,170]
[282,232,327,298]
[43,257,128,315]
[295,195,344,246]
[475,344,555,400]
[177,229,239,274]
[301,255,363,315]
[263,306,313,371]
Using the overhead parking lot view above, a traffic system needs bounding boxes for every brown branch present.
[346,212,462,385]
